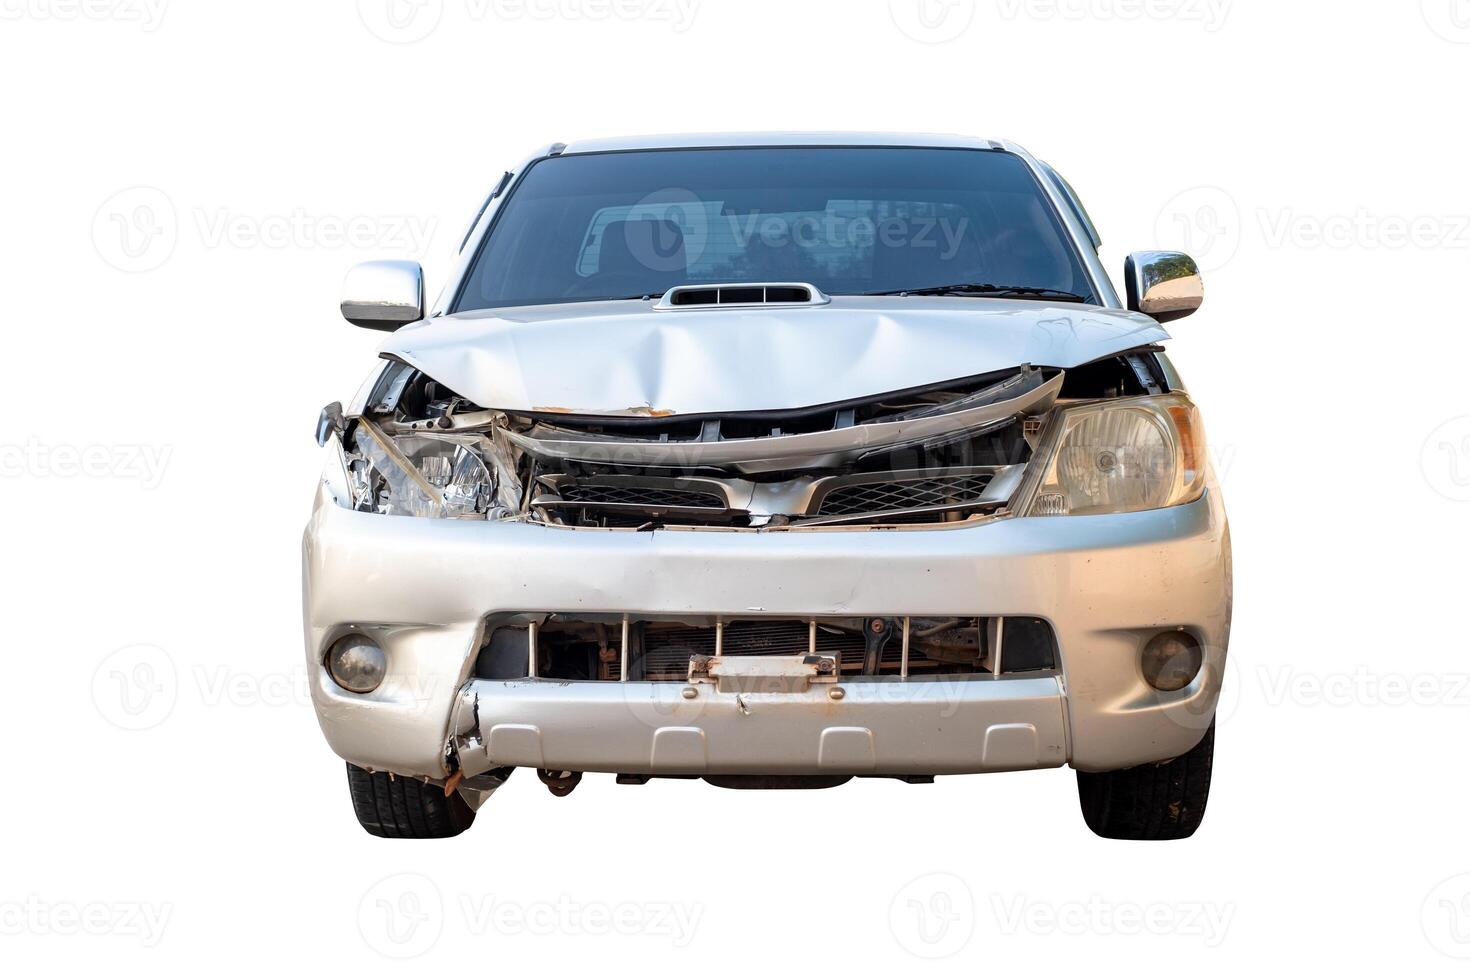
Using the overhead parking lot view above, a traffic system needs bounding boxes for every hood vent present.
[656,282,829,310]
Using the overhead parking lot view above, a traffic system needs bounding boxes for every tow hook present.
[536,769,583,797]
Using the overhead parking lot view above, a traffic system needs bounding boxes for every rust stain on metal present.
[533,405,676,417]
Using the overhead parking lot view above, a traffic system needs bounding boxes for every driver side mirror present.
[340,260,425,331]
[1124,251,1203,323]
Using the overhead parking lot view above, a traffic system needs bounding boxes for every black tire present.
[346,763,477,839]
[1076,722,1214,840]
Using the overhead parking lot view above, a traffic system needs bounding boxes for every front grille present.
[815,474,995,517]
[643,620,861,665]
[476,615,1057,682]
[557,483,725,509]
[642,621,869,680]
[534,465,1012,529]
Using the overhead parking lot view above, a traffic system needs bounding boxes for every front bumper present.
[303,485,1230,779]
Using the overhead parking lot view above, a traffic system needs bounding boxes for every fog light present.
[1141,631,1202,692]
[326,634,386,693]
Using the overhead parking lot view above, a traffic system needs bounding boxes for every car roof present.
[557,132,1016,155]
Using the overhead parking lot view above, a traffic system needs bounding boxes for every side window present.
[1039,162,1101,251]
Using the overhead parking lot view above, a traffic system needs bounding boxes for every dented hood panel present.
[381,296,1168,416]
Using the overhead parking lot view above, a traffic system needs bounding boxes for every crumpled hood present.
[381,296,1168,416]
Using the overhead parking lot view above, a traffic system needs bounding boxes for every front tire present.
[1076,722,1214,840]
[346,763,477,838]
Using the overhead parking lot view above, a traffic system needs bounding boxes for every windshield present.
[452,147,1096,312]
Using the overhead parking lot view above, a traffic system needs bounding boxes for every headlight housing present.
[1018,392,1206,517]
[343,419,518,519]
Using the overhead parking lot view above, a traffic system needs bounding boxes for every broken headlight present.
[1019,392,1205,517]
[344,420,511,519]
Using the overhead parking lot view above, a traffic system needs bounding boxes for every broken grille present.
[814,474,995,517]
[557,483,726,509]
[477,615,1058,682]
[641,620,861,680]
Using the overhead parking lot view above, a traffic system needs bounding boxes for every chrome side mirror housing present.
[1124,251,1203,323]
[340,260,425,331]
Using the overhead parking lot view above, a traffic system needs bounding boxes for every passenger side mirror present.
[340,260,425,331]
[315,401,344,447]
[1124,251,1203,323]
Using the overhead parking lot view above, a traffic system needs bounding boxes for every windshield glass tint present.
[453,147,1094,312]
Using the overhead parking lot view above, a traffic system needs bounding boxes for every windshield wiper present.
[866,283,1090,303]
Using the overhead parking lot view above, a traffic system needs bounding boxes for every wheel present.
[1076,722,1215,840]
[346,763,477,838]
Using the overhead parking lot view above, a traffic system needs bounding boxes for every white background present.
[3,0,1468,972]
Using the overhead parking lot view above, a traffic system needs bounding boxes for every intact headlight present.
[1018,392,1206,517]
[343,419,515,519]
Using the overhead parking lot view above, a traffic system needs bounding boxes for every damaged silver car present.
[304,134,1230,840]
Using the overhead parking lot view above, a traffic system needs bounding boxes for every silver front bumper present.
[304,483,1230,779]
[451,676,1069,777]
